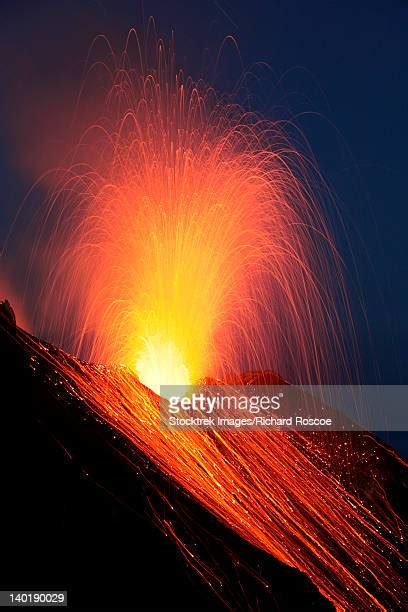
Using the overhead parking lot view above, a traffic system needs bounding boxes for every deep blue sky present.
[0,0,407,396]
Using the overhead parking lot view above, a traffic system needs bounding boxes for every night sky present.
[0,1,407,447]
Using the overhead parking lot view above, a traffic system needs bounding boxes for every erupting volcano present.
[5,26,407,611]
[29,30,352,391]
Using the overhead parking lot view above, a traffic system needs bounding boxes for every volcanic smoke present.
[12,28,407,610]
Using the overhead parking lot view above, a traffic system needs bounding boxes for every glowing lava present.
[29,31,352,392]
[136,336,190,394]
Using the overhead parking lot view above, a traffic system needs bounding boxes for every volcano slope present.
[0,306,406,610]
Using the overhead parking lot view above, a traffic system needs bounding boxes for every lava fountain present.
[19,28,406,610]
[29,30,352,391]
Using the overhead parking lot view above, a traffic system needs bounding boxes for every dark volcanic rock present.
[0,313,334,611]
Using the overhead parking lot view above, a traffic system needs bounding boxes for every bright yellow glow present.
[135,335,190,395]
